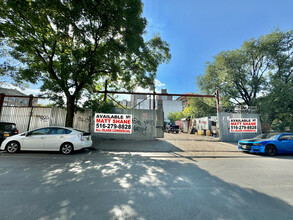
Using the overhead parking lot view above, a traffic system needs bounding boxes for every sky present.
[1,0,293,101]
[142,0,293,95]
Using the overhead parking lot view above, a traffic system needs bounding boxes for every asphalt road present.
[1,143,293,220]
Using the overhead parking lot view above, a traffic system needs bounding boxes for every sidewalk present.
[92,133,251,159]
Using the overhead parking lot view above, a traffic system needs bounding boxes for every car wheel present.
[265,144,277,156]
[60,143,74,155]
[6,141,20,153]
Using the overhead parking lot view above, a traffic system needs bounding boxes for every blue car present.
[238,133,293,156]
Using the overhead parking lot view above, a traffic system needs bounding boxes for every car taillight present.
[15,130,19,134]
[78,134,84,141]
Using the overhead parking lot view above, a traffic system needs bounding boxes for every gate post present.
[215,90,220,113]
[153,87,156,110]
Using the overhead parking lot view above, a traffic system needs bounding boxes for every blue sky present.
[142,0,293,95]
[2,0,293,101]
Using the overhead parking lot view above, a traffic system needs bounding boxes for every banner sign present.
[95,113,132,134]
[230,118,257,133]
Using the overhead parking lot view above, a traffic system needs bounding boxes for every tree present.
[256,30,293,130]
[197,38,270,106]
[0,0,171,127]
[197,29,293,130]
[184,97,217,118]
[167,97,218,123]
[167,111,184,123]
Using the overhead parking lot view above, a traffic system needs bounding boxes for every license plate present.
[87,137,90,141]
[4,134,9,137]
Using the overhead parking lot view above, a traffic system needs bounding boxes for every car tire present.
[6,141,20,153]
[60,143,74,155]
[265,144,277,156]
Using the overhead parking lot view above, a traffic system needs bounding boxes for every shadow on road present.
[93,139,184,152]
[1,152,293,219]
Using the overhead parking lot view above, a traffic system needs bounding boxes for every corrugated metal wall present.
[0,107,92,133]
[30,107,52,130]
[0,107,31,133]
[49,107,66,127]
[73,110,92,131]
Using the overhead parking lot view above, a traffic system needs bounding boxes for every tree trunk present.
[65,95,75,127]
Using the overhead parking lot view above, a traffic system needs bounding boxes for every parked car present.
[238,133,293,156]
[0,122,19,144]
[165,123,179,133]
[0,126,92,155]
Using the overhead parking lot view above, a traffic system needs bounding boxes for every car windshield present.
[255,134,265,139]
[255,133,280,139]
[268,135,279,140]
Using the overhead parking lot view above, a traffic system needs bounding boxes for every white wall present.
[162,100,182,121]
[135,99,182,121]
[136,98,151,109]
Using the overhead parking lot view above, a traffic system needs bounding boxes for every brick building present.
[0,88,38,107]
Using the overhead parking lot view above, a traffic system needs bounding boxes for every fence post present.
[0,93,5,117]
[26,95,34,131]
[27,106,34,131]
[88,110,92,133]
[28,95,34,107]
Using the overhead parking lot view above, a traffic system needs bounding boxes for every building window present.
[24,100,28,105]
[18,99,23,104]
[4,97,8,101]
[3,103,8,106]
[11,98,16,102]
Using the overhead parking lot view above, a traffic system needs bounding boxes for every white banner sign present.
[230,118,257,133]
[95,113,132,134]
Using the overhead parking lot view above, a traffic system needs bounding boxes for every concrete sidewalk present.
[93,139,183,152]
[92,133,249,158]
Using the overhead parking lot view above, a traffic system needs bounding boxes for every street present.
[1,133,293,219]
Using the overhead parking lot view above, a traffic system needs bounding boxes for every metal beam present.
[96,90,215,98]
